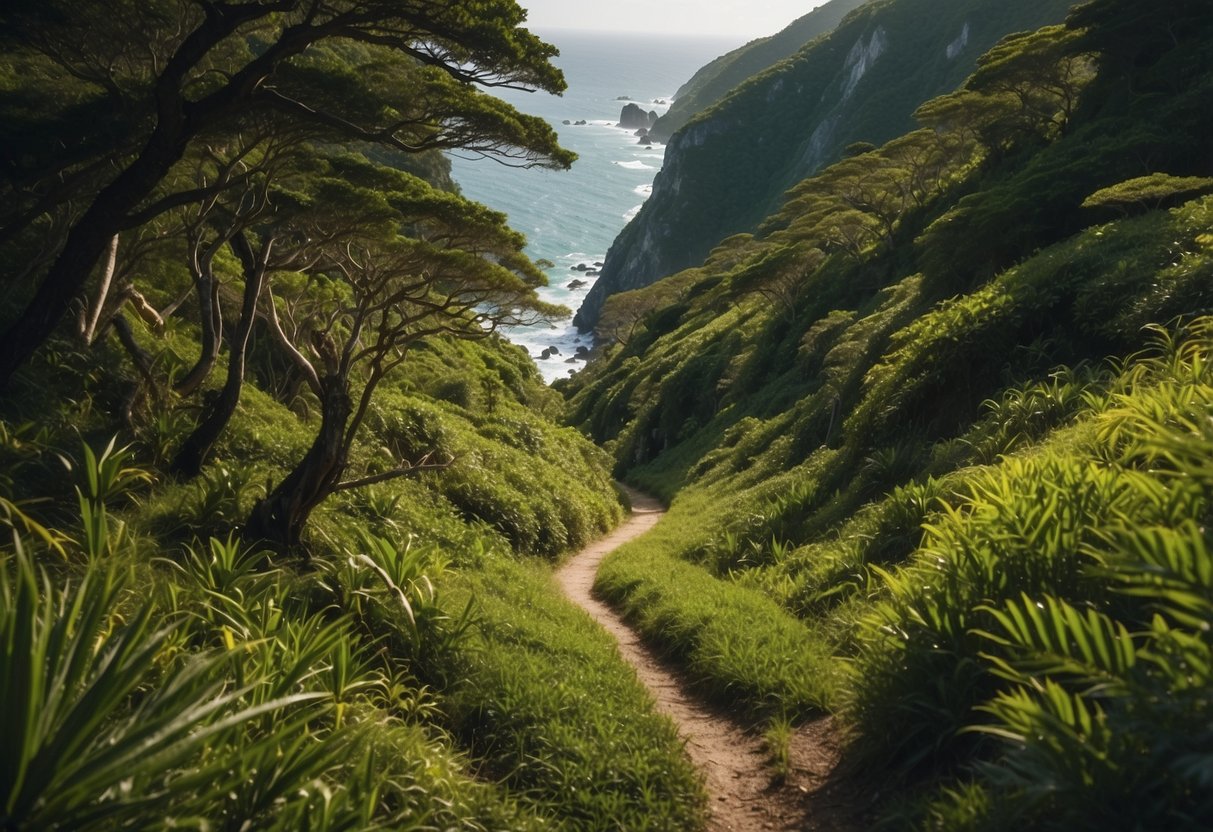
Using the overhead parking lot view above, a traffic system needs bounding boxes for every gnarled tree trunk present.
[243,378,350,552]
[171,233,265,477]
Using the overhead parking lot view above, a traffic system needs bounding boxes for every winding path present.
[555,487,858,832]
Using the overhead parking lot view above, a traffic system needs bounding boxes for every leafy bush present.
[847,320,1213,806]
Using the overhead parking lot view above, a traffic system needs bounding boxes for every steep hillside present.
[649,0,868,143]
[565,0,1213,826]
[0,5,711,829]
[575,0,1076,330]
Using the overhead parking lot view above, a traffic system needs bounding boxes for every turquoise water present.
[448,29,741,381]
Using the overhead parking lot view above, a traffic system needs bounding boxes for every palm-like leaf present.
[0,540,328,828]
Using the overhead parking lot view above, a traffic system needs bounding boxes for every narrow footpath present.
[555,487,858,832]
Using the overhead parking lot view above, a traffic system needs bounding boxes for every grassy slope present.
[0,324,704,829]
[564,2,1213,827]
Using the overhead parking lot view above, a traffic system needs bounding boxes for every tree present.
[164,136,304,475]
[1081,174,1213,216]
[597,269,703,347]
[967,26,1095,143]
[237,159,564,550]
[0,0,574,388]
[730,243,825,322]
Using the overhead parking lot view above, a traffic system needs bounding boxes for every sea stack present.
[618,103,657,129]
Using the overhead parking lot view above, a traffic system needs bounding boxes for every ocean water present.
[448,29,741,382]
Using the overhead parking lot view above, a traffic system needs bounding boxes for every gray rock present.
[618,103,650,129]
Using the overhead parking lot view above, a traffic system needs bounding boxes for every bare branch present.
[334,451,456,492]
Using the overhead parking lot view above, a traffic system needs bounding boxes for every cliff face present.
[649,0,868,143]
[574,0,1076,332]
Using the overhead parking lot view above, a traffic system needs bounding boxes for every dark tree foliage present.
[0,0,574,386]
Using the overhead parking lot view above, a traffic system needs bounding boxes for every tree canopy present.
[0,0,574,386]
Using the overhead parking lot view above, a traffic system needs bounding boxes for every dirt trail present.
[555,487,858,832]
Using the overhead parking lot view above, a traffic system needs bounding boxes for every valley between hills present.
[1,0,1211,830]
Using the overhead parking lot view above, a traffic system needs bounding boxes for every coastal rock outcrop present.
[618,103,657,129]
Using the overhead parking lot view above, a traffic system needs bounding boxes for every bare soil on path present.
[555,486,861,832]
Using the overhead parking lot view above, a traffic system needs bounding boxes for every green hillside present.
[565,0,1213,825]
[649,0,868,142]
[0,4,704,829]
[575,0,1076,330]
[2,0,1211,828]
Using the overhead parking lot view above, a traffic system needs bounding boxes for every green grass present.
[0,326,690,830]
[443,556,707,831]
[595,499,841,721]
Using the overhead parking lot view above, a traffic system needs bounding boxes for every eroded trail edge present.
[555,487,850,832]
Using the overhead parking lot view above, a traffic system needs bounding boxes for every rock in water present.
[618,103,650,129]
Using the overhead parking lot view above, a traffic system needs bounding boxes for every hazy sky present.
[520,0,832,39]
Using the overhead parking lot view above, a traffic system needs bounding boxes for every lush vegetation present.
[0,321,717,828]
[5,0,1212,827]
[596,496,839,721]
[0,2,706,829]
[576,0,1077,330]
[566,0,1213,826]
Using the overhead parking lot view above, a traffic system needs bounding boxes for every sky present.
[519,0,832,40]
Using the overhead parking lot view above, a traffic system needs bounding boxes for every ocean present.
[447,29,742,382]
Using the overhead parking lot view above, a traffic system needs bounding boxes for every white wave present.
[623,204,643,221]
[633,184,654,196]
[614,160,655,170]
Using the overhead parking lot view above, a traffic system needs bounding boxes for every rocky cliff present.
[650,0,868,143]
[574,0,1077,332]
